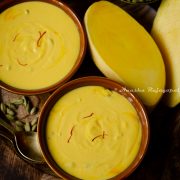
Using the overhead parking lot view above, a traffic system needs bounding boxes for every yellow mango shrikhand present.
[0,1,80,90]
[46,86,142,180]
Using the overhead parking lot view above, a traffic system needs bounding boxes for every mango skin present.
[151,0,180,107]
[84,1,165,107]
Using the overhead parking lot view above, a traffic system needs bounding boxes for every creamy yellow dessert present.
[46,86,142,180]
[0,1,80,90]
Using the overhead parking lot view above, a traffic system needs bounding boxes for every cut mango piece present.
[84,1,165,107]
[151,0,180,107]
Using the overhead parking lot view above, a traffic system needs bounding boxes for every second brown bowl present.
[38,76,149,180]
[0,0,86,95]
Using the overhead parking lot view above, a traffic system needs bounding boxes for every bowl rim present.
[38,76,150,180]
[0,0,86,95]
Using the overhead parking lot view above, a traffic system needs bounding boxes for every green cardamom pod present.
[26,101,30,113]
[31,117,38,126]
[8,103,17,111]
[11,99,24,105]
[31,124,37,131]
[15,125,23,132]
[22,96,27,107]
[0,103,6,114]
[24,122,31,132]
[6,114,15,121]
[6,108,15,116]
[30,107,37,115]
[15,120,24,127]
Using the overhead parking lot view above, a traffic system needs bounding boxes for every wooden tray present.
[0,1,179,179]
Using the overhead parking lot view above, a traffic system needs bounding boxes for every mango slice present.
[84,1,165,107]
[151,0,180,107]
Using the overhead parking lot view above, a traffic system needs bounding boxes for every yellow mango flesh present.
[151,0,180,107]
[84,1,165,107]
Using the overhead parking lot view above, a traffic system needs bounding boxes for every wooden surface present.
[0,1,180,180]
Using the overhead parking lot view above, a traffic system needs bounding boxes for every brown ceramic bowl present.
[0,0,86,95]
[38,76,149,180]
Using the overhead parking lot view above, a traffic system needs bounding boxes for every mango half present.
[84,1,165,107]
[151,0,180,107]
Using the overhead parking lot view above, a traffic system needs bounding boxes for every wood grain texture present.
[0,137,42,180]
[0,135,60,180]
